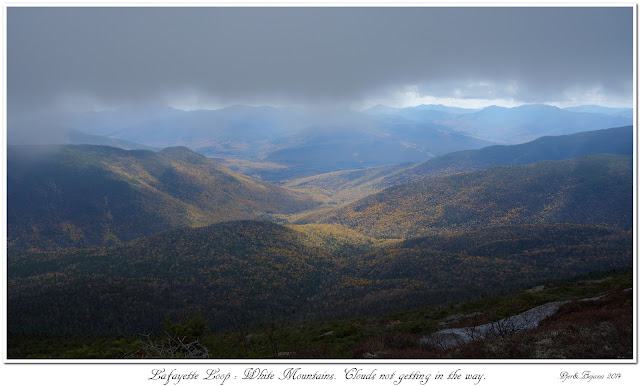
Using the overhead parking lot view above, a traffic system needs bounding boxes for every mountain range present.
[284,125,633,203]
[6,102,635,359]
[8,103,632,179]
[437,104,631,143]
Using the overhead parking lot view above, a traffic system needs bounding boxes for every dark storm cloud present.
[7,6,633,112]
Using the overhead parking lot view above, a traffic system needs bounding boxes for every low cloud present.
[7,6,633,115]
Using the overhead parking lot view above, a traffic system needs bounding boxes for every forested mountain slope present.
[8,221,630,336]
[284,126,632,204]
[8,145,318,251]
[309,154,632,238]
[383,125,633,187]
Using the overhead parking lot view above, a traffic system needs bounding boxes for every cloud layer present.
[7,7,634,113]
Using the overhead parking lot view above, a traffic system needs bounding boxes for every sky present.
[7,6,634,115]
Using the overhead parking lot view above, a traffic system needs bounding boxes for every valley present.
[6,105,635,359]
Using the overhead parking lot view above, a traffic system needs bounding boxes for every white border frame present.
[1,2,637,385]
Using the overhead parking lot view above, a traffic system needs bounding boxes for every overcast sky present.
[7,6,634,114]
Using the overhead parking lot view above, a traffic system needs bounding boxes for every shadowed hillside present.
[7,145,319,251]
[8,221,630,337]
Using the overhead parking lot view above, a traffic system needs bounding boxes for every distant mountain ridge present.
[564,105,633,119]
[440,104,631,143]
[285,125,633,203]
[364,103,480,117]
[382,125,633,187]
[264,123,491,174]
[10,103,630,180]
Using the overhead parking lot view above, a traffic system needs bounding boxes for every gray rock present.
[420,301,569,349]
